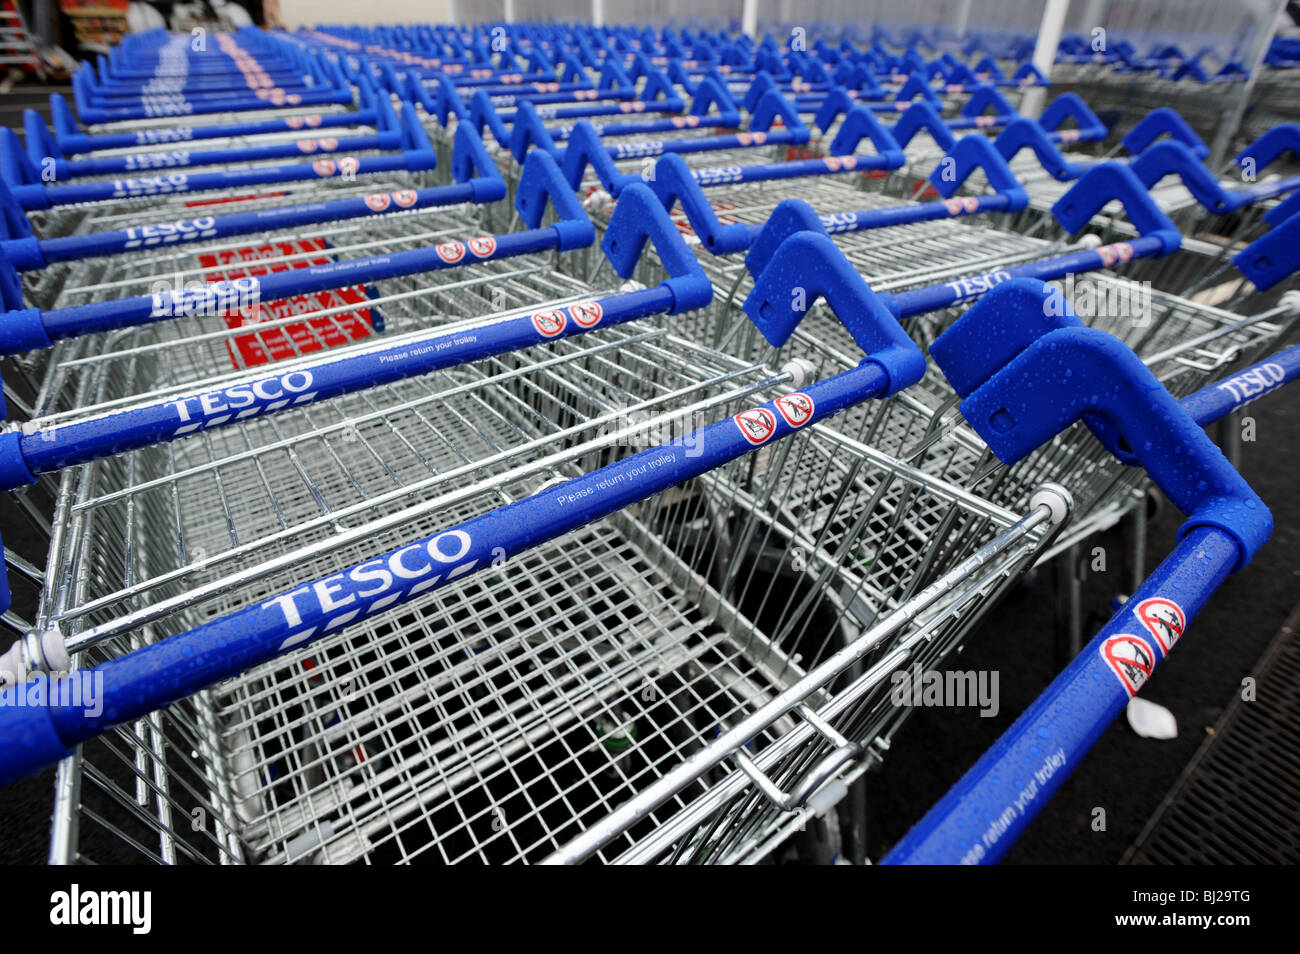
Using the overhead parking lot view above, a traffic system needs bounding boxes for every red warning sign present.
[734,407,777,445]
[774,392,815,428]
[569,299,603,328]
[1100,634,1155,696]
[1134,597,1186,654]
[364,193,391,212]
[531,309,567,337]
[198,238,377,371]
[466,236,497,258]
[435,241,466,264]
[312,159,337,177]
[391,189,418,208]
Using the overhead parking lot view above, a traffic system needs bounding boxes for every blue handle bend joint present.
[1129,140,1243,214]
[1234,208,1300,291]
[450,123,507,202]
[930,135,1028,210]
[1122,107,1209,159]
[993,118,1085,181]
[509,100,559,164]
[646,153,751,254]
[1234,123,1300,181]
[828,107,905,167]
[891,102,956,152]
[514,149,594,249]
[1051,161,1182,254]
[1038,92,1107,141]
[742,209,926,396]
[931,279,1272,571]
[601,183,712,313]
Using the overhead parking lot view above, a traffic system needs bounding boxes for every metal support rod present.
[954,0,973,38]
[742,0,758,38]
[593,0,604,28]
[1209,0,1286,168]
[1021,0,1071,119]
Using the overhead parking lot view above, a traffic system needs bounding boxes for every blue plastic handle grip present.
[0,360,893,785]
[1178,343,1300,425]
[13,285,676,482]
[12,151,434,212]
[883,234,1168,318]
[33,227,559,344]
[882,527,1239,865]
[55,130,399,179]
[3,181,480,270]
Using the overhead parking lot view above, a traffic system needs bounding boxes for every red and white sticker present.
[569,299,603,328]
[285,115,304,129]
[734,407,777,445]
[338,157,360,176]
[774,392,815,428]
[304,114,323,128]
[531,309,567,337]
[1059,129,1082,143]
[312,159,337,177]
[297,138,318,153]
[975,115,997,128]
[671,115,701,128]
[364,193,391,212]
[1099,633,1155,696]
[391,189,418,208]
[1096,242,1135,267]
[824,156,843,171]
[1134,597,1186,654]
[436,241,466,264]
[943,198,966,215]
[466,235,497,258]
[319,137,339,151]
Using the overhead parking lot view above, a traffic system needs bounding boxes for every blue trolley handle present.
[881,279,1278,865]
[0,185,710,490]
[0,124,502,271]
[0,149,590,356]
[6,107,437,212]
[0,237,927,787]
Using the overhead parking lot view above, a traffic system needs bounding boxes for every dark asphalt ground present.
[0,84,1295,866]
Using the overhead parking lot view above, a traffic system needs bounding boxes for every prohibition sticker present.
[531,309,567,337]
[319,138,339,151]
[391,189,418,208]
[466,236,497,257]
[435,241,466,264]
[364,193,391,211]
[338,157,360,176]
[304,114,323,127]
[569,299,603,328]
[297,138,318,153]
[1134,597,1186,654]
[734,407,777,445]
[774,392,814,427]
[1096,242,1135,267]
[1100,634,1154,696]
[312,159,337,177]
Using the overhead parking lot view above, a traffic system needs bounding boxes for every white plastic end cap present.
[780,357,818,389]
[1030,483,1074,527]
